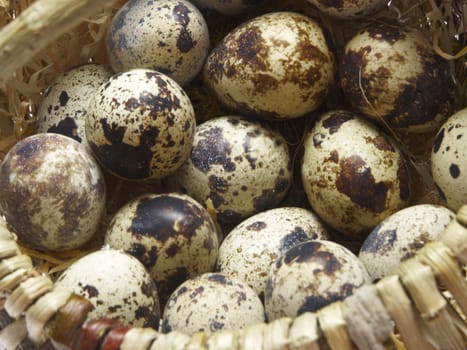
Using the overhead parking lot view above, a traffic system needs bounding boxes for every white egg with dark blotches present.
[86,68,195,181]
[340,23,452,133]
[168,115,292,225]
[431,108,467,211]
[55,248,160,328]
[306,0,387,19]
[190,0,265,15]
[359,204,455,281]
[264,240,371,321]
[161,272,265,334]
[204,11,334,120]
[217,207,330,299]
[301,110,411,238]
[36,64,113,145]
[106,0,210,86]
[104,192,219,303]
[0,133,106,251]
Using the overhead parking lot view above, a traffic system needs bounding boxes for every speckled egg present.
[107,0,210,86]
[264,240,371,321]
[168,115,292,225]
[301,110,411,238]
[55,248,160,328]
[86,68,196,181]
[306,0,388,19]
[190,0,265,15]
[340,23,452,133]
[161,272,265,334]
[104,192,219,302]
[36,64,113,145]
[431,107,467,211]
[359,204,455,281]
[0,133,106,251]
[217,207,330,299]
[203,11,334,120]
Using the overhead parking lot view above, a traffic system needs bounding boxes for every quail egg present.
[191,0,265,15]
[431,107,467,211]
[36,64,113,145]
[85,68,196,181]
[264,240,371,321]
[104,192,219,303]
[107,0,210,86]
[0,133,106,251]
[55,248,160,328]
[306,0,388,19]
[301,110,411,238]
[359,204,455,281]
[217,207,330,299]
[340,23,452,133]
[161,272,265,334]
[203,11,334,120]
[168,115,292,225]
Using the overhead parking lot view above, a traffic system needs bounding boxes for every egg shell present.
[86,68,196,181]
[359,204,455,281]
[217,207,330,299]
[161,272,265,334]
[191,0,265,15]
[106,0,210,86]
[104,192,219,302]
[306,0,388,19]
[203,11,334,120]
[340,23,452,133]
[55,248,160,328]
[301,110,411,238]
[431,107,467,211]
[36,64,113,145]
[167,115,292,224]
[0,133,106,251]
[264,240,371,321]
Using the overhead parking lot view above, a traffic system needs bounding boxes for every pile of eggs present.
[0,0,465,335]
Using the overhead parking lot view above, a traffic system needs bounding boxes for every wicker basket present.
[0,0,466,349]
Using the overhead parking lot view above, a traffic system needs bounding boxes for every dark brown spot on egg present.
[210,321,225,332]
[59,91,69,106]
[173,3,196,53]
[47,117,82,143]
[403,233,431,260]
[312,251,342,275]
[254,178,290,212]
[129,195,205,241]
[279,228,310,254]
[365,135,395,152]
[312,133,325,147]
[322,112,353,134]
[360,227,397,254]
[236,25,268,71]
[209,175,229,193]
[128,243,158,269]
[91,118,159,179]
[328,150,339,163]
[366,23,406,44]
[336,155,388,213]
[251,73,279,94]
[82,284,99,298]
[135,306,158,327]
[283,241,322,265]
[246,221,266,231]
[191,127,236,173]
[449,164,460,178]
[207,273,233,285]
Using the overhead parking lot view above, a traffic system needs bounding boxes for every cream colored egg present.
[217,207,330,299]
[37,64,113,145]
[55,248,160,328]
[107,0,210,86]
[104,192,219,303]
[191,0,265,15]
[203,11,334,120]
[301,110,411,238]
[0,133,106,251]
[264,240,371,321]
[168,116,292,225]
[359,204,455,280]
[306,0,387,18]
[86,68,195,181]
[161,272,265,334]
[431,107,467,211]
[340,23,452,133]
